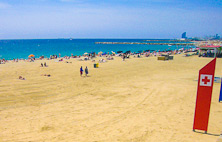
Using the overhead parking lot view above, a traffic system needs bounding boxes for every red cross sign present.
[193,58,216,133]
[200,74,212,87]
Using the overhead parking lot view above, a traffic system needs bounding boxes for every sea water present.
[0,39,194,60]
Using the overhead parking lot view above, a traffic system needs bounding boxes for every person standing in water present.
[85,66,88,77]
[80,66,83,77]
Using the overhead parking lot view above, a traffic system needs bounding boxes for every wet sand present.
[0,55,222,141]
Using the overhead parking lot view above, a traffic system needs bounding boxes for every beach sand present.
[0,55,222,142]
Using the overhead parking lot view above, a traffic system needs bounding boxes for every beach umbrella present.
[125,50,131,54]
[111,51,116,54]
[28,54,35,58]
[84,52,88,55]
[98,51,103,55]
[102,52,107,55]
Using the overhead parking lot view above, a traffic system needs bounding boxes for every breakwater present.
[95,42,195,46]
[144,40,188,42]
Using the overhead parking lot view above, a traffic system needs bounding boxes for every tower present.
[182,32,187,39]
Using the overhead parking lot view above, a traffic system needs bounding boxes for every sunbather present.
[19,76,25,80]
[41,74,51,77]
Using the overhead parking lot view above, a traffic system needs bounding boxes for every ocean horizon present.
[0,39,194,60]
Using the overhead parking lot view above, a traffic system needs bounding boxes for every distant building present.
[182,32,187,39]
[215,34,220,39]
[210,34,220,40]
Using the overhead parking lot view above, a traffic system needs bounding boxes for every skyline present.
[0,0,222,39]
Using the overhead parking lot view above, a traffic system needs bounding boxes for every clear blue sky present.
[0,0,221,39]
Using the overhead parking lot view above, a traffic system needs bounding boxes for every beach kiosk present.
[198,45,222,58]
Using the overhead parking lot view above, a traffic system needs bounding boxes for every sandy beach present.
[0,54,222,142]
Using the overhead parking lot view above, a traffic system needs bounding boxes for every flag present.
[193,58,216,132]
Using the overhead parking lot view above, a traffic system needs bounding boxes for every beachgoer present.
[85,66,88,77]
[123,54,125,61]
[44,62,47,67]
[41,74,51,77]
[19,76,25,80]
[80,66,83,77]
[41,63,43,67]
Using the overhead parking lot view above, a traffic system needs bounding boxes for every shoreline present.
[0,39,200,61]
[0,46,196,63]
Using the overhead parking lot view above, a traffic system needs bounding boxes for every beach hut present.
[198,45,222,58]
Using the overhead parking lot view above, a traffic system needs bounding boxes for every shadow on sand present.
[193,130,220,136]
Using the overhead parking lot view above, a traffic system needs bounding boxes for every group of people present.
[99,59,107,63]
[41,62,48,67]
[19,76,25,80]
[106,55,114,60]
[122,54,130,61]
[80,66,89,77]
[0,59,7,64]
[50,55,58,59]
[41,74,51,77]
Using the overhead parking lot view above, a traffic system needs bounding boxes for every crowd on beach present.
[0,47,199,65]
[0,47,199,81]
[1,39,222,64]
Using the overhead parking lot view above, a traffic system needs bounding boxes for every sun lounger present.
[158,56,166,61]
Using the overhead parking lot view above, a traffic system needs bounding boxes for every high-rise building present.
[211,34,220,40]
[182,32,187,39]
[215,34,220,39]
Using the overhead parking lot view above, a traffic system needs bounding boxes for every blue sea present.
[0,39,194,60]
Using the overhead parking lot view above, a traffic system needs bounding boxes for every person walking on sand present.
[85,66,88,77]
[80,66,83,77]
[44,62,47,67]
[122,54,125,61]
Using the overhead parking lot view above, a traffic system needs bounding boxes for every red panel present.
[193,58,216,132]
